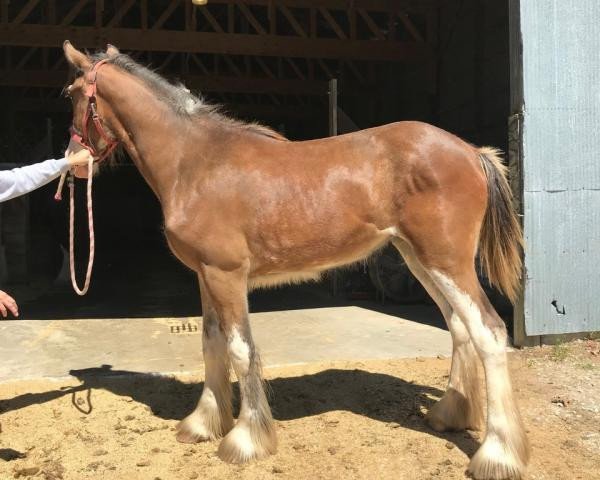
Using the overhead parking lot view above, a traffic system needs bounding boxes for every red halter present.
[69,59,119,162]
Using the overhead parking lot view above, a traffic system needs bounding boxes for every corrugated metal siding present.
[521,0,600,335]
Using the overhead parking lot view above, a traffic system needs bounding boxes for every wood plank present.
[317,59,334,78]
[279,5,307,37]
[1,0,8,24]
[357,8,385,40]
[0,68,332,95]
[254,56,275,78]
[151,0,179,30]
[0,24,432,62]
[47,0,57,24]
[236,1,266,35]
[13,0,40,25]
[284,57,306,80]
[60,0,89,26]
[398,12,424,42]
[348,8,357,39]
[207,0,437,14]
[227,3,234,33]
[15,47,37,69]
[268,0,275,34]
[96,0,104,28]
[9,95,322,119]
[106,0,135,28]
[199,7,224,33]
[140,0,147,30]
[318,7,347,39]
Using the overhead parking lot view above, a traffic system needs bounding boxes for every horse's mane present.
[88,52,288,142]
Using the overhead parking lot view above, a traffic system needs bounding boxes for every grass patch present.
[551,342,570,362]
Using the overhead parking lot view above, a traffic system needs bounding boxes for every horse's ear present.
[106,44,120,58]
[63,40,91,70]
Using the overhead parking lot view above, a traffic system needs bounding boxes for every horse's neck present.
[100,74,193,199]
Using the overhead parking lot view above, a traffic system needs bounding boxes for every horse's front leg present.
[176,274,234,442]
[200,261,277,463]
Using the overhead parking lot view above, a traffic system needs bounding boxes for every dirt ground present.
[0,339,599,480]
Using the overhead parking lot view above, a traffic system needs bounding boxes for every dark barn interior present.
[0,0,511,321]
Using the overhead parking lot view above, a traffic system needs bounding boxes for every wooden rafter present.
[191,54,209,74]
[278,5,307,37]
[199,7,224,33]
[206,0,437,14]
[318,8,347,40]
[222,54,242,75]
[348,8,357,39]
[357,9,385,41]
[235,1,266,35]
[106,0,136,29]
[60,0,88,27]
[158,52,176,71]
[0,24,431,62]
[254,56,275,78]
[317,59,333,78]
[284,57,305,80]
[1,1,8,24]
[0,68,332,95]
[13,0,40,25]
[140,0,147,30]
[344,60,366,84]
[96,0,104,28]
[15,47,38,70]
[398,12,424,42]
[152,0,179,30]
[9,95,322,119]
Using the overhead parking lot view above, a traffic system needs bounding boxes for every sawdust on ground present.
[0,340,599,480]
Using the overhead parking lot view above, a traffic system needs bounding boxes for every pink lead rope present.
[54,60,119,296]
[55,153,96,296]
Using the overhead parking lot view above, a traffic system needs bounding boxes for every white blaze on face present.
[228,328,250,376]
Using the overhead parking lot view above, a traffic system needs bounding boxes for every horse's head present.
[63,41,121,176]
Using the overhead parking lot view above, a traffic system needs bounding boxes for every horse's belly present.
[249,225,398,288]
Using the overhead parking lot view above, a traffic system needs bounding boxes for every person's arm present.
[0,158,69,202]
[0,150,93,202]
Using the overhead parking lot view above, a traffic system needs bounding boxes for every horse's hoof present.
[217,422,277,464]
[468,435,527,480]
[426,389,483,432]
[176,411,228,443]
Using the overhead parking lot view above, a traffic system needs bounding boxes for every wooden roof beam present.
[0,68,333,95]
[0,24,432,62]
[202,0,439,14]
[8,96,321,119]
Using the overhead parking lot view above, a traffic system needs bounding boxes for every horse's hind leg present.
[176,275,234,443]
[200,262,276,463]
[429,266,529,480]
[392,239,483,432]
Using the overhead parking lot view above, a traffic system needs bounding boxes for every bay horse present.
[62,41,529,480]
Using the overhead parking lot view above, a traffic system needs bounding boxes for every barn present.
[0,0,596,345]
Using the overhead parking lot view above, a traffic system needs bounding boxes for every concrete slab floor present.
[0,306,451,381]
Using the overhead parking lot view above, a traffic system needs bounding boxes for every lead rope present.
[55,154,95,296]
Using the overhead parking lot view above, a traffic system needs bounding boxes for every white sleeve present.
[0,158,70,202]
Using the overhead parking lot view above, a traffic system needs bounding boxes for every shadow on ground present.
[0,365,480,458]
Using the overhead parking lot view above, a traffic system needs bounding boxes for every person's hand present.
[0,290,18,318]
[67,148,93,168]
[65,139,94,179]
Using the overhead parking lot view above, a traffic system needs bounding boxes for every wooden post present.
[328,78,339,296]
[328,78,337,137]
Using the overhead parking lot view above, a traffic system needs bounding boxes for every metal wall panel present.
[520,0,600,335]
